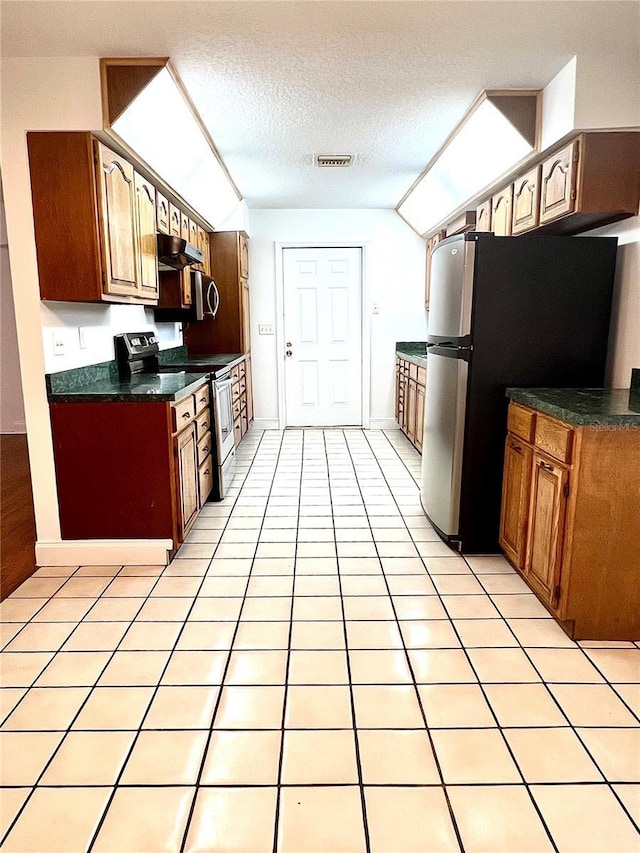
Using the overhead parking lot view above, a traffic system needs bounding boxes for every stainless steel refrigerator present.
[420,231,617,554]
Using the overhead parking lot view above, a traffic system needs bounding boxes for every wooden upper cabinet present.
[491,186,513,236]
[184,230,250,355]
[197,226,210,275]
[512,165,541,235]
[239,232,249,278]
[156,192,170,234]
[95,142,138,297]
[180,211,190,241]
[134,173,159,301]
[189,219,199,249]
[169,204,182,237]
[475,198,492,232]
[540,140,579,225]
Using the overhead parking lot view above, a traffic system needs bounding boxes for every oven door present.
[213,376,235,460]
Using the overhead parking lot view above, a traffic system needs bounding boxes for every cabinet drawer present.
[239,360,246,378]
[417,366,426,386]
[172,395,196,432]
[195,409,211,439]
[230,365,240,382]
[198,456,213,504]
[197,432,212,467]
[232,399,241,420]
[231,382,241,403]
[194,383,210,415]
[409,363,418,380]
[508,404,536,443]
[534,414,573,463]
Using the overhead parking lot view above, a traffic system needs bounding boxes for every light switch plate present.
[258,323,275,335]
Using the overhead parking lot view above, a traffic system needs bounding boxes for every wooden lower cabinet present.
[395,356,426,453]
[500,402,640,639]
[175,423,199,537]
[525,452,568,608]
[499,436,533,569]
[232,355,254,447]
[49,379,213,550]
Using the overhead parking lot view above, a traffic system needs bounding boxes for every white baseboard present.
[35,539,173,567]
[252,418,281,430]
[368,418,401,430]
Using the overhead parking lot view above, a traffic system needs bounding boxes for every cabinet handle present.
[510,442,523,453]
[204,469,210,475]
[202,445,210,454]
[182,412,191,420]
[199,396,207,404]
[539,460,554,471]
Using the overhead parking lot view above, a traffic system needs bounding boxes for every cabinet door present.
[156,192,170,234]
[406,378,418,443]
[414,381,425,452]
[525,453,568,608]
[475,198,492,232]
[175,423,199,537]
[245,355,254,424]
[491,187,513,236]
[239,233,249,278]
[96,143,138,297]
[197,227,210,275]
[512,166,541,235]
[134,173,159,302]
[189,219,199,248]
[499,435,533,570]
[395,358,403,424]
[169,204,182,237]
[540,140,579,225]
[180,211,190,241]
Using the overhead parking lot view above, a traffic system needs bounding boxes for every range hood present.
[157,235,203,270]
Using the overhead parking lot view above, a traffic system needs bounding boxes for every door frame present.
[275,242,370,430]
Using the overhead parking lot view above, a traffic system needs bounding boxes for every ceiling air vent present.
[315,154,353,168]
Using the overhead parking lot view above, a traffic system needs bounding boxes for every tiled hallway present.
[1,428,639,852]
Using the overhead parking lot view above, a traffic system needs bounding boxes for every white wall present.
[249,208,427,427]
[0,184,26,433]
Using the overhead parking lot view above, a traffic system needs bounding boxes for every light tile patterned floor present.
[1,428,639,852]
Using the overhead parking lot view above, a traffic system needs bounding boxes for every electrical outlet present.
[258,323,275,335]
[52,330,66,356]
[78,327,88,349]
[372,303,381,315]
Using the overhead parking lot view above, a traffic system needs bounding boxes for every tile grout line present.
[366,428,640,842]
[325,428,372,853]
[82,433,268,853]
[364,430,567,846]
[346,429,468,853]
[176,429,287,853]
[270,429,304,853]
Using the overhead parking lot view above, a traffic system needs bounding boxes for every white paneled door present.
[283,247,362,426]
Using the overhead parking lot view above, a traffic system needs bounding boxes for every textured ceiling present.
[2,1,639,209]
